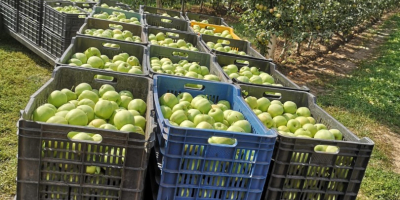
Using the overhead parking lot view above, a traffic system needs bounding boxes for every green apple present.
[296,116,310,126]
[296,107,311,117]
[287,119,301,133]
[160,93,179,109]
[69,58,82,66]
[57,103,75,112]
[120,96,133,109]
[270,100,283,106]
[61,88,77,101]
[75,83,92,96]
[245,96,258,109]
[196,121,214,129]
[120,124,144,135]
[48,90,68,108]
[325,145,339,153]
[78,90,99,103]
[127,56,140,66]
[160,105,172,119]
[99,84,115,97]
[46,116,68,124]
[117,62,131,72]
[112,110,135,129]
[180,120,195,128]
[294,128,312,137]
[84,47,101,58]
[314,123,327,131]
[100,55,109,63]
[134,115,146,130]
[258,113,274,128]
[194,114,215,126]
[128,99,147,115]
[268,104,284,117]
[77,105,95,122]
[128,109,141,117]
[88,118,107,128]
[307,117,316,124]
[314,145,328,152]
[253,109,262,115]
[231,120,251,133]
[329,129,343,140]
[87,56,104,69]
[102,91,121,105]
[208,136,235,145]
[94,100,114,119]
[226,111,244,125]
[55,110,69,118]
[273,116,287,128]
[314,130,335,140]
[257,97,271,112]
[227,126,245,133]
[279,131,295,137]
[69,100,79,107]
[217,100,231,109]
[283,101,297,114]
[78,99,95,109]
[187,109,201,122]
[192,98,212,114]
[303,123,318,137]
[213,122,228,131]
[283,113,297,121]
[177,92,193,103]
[208,108,224,122]
[278,126,290,132]
[72,52,87,64]
[99,123,118,130]
[119,90,134,98]
[170,110,188,124]
[65,109,88,126]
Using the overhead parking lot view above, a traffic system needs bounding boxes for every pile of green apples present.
[81,7,93,13]
[190,19,209,24]
[150,58,221,81]
[148,32,199,52]
[159,92,252,133]
[100,3,135,13]
[205,41,247,55]
[192,26,233,39]
[93,11,141,25]
[222,64,283,86]
[67,47,144,75]
[244,96,343,153]
[84,28,142,43]
[53,5,86,14]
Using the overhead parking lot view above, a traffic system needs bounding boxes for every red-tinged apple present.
[226,111,244,125]
[283,101,297,114]
[268,104,284,117]
[94,100,114,119]
[65,109,88,126]
[77,105,95,122]
[314,130,335,140]
[273,116,287,127]
[48,90,68,108]
[75,83,92,96]
[296,107,311,117]
[231,120,251,133]
[303,123,318,137]
[258,113,274,128]
[196,121,214,129]
[128,99,147,115]
[180,120,195,128]
[208,108,224,122]
[287,119,301,133]
[160,93,179,109]
[329,129,343,140]
[170,110,188,124]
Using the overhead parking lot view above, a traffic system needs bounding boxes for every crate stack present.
[0,0,18,32]
[18,0,44,45]
[41,1,90,58]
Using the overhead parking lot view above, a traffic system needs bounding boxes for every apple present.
[78,90,99,103]
[208,108,224,122]
[257,97,271,112]
[278,126,290,132]
[76,105,95,122]
[94,100,114,120]
[303,123,318,137]
[227,126,245,133]
[65,109,88,126]
[75,83,92,96]
[99,123,118,130]
[258,113,274,128]
[268,104,284,117]
[196,121,213,129]
[88,119,107,128]
[314,123,327,131]
[283,113,297,121]
[325,146,339,153]
[279,131,295,137]
[99,84,115,97]
[226,111,244,125]
[120,124,144,135]
[314,145,328,152]
[208,136,235,145]
[307,117,316,124]
[87,56,104,69]
[213,122,228,131]
[273,116,287,128]
[192,98,212,114]
[128,99,147,115]
[159,93,179,109]
[283,101,297,114]
[231,120,252,133]
[296,116,310,126]
[177,92,193,103]
[294,128,312,137]
[187,109,201,122]
[46,116,68,124]
[48,90,68,108]
[102,91,121,105]
[112,110,135,129]
[117,62,131,72]
[253,109,262,115]
[61,88,77,101]
[270,100,283,106]
[55,110,69,118]
[78,99,95,109]
[72,52,87,64]
[57,103,75,112]
[134,115,146,130]
[170,110,188,124]
[217,100,231,109]
[119,90,134,98]
[193,114,215,126]
[329,129,343,140]
[160,105,172,119]
[314,130,335,140]
[180,120,195,128]
[120,96,133,109]
[245,96,258,109]
[287,119,301,133]
[296,107,311,117]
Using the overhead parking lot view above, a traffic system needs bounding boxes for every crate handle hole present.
[233,60,250,66]
[94,75,116,82]
[67,132,103,144]
[262,92,282,99]
[217,39,230,45]
[314,145,340,154]
[161,18,172,23]
[208,136,237,147]
[102,43,120,49]
[166,32,180,39]
[109,24,124,30]
[184,84,204,90]
[172,51,188,58]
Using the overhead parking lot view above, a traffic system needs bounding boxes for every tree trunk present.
[229,0,233,10]
[156,0,162,8]
[296,42,301,56]
[181,0,185,13]
[267,35,277,60]
[200,0,204,12]
[279,39,288,60]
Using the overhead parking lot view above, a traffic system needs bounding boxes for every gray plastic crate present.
[2,0,17,8]
[41,26,72,59]
[1,2,18,32]
[43,1,89,38]
[57,36,149,76]
[140,5,184,20]
[147,26,208,53]
[98,0,137,12]
[214,53,308,91]
[144,14,189,31]
[74,1,97,12]
[147,45,228,83]
[18,14,41,45]
[19,0,43,22]
[16,66,155,200]
[89,6,143,24]
[77,18,148,45]
[185,11,228,26]
[200,34,268,60]
[237,84,374,200]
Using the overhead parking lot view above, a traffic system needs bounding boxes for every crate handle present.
[102,43,120,50]
[166,32,180,39]
[160,18,172,23]
[184,84,205,90]
[208,136,237,147]
[172,51,189,58]
[217,39,230,45]
[94,74,117,83]
[109,23,124,30]
[67,132,103,144]
[233,60,250,66]
[314,145,340,154]
[262,92,282,100]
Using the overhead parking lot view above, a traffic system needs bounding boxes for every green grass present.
[0,32,52,198]
[318,14,400,199]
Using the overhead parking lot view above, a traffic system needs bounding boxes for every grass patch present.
[318,13,400,199]
[0,32,52,198]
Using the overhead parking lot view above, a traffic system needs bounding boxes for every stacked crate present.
[18,0,43,45]
[41,1,90,58]
[0,0,18,32]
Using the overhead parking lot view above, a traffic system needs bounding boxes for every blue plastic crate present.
[153,75,277,200]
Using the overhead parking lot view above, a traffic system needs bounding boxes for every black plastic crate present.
[148,45,228,83]
[140,5,184,19]
[77,18,148,45]
[19,0,43,22]
[16,66,155,200]
[98,0,136,12]
[1,2,18,32]
[43,1,89,38]
[201,34,268,60]
[74,1,97,13]
[41,27,72,58]
[89,6,143,25]
[57,36,149,76]
[236,84,374,200]
[2,0,17,8]
[18,14,41,45]
[144,14,189,31]
[147,26,208,53]
[214,53,308,91]
[185,11,228,26]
